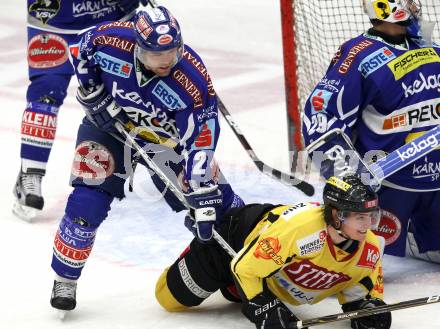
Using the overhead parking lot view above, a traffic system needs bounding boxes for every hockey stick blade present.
[306,126,440,189]
[289,295,440,328]
[369,125,440,182]
[217,97,314,196]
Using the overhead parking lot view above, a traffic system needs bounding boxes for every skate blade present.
[12,201,40,222]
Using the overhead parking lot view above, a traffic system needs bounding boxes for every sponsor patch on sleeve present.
[310,89,333,114]
[253,237,284,265]
[93,51,132,78]
[192,118,216,150]
[358,46,396,77]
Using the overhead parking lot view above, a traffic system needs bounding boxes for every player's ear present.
[331,208,342,229]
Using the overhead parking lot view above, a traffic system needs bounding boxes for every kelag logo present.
[358,46,395,77]
[93,51,132,78]
[396,134,438,160]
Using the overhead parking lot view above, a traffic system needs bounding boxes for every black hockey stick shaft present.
[217,97,314,196]
[289,295,440,328]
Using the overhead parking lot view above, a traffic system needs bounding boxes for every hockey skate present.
[50,278,77,319]
[12,170,44,221]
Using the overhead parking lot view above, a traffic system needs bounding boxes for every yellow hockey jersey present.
[231,202,384,306]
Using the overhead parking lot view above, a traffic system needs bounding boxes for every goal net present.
[281,0,440,152]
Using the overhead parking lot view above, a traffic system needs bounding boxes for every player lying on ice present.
[156,174,392,329]
[48,6,244,312]
[302,0,440,264]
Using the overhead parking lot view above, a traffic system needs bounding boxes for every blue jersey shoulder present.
[330,34,387,76]
[92,21,137,55]
[170,45,217,110]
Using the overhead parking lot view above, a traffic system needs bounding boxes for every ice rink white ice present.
[1,1,440,328]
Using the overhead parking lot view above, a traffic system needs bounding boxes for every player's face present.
[339,210,380,241]
[138,48,179,77]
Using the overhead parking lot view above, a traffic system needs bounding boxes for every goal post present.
[280,0,440,154]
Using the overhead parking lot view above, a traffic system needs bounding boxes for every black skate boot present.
[50,279,77,312]
[12,169,45,221]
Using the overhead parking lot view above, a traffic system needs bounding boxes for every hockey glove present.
[342,298,392,329]
[184,186,222,242]
[117,0,141,13]
[242,291,302,329]
[76,85,129,134]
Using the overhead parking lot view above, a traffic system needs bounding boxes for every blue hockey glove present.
[184,186,222,242]
[342,298,391,329]
[117,0,141,13]
[76,85,129,134]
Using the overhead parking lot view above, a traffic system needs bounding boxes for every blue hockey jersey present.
[70,21,220,190]
[28,0,133,32]
[303,31,440,192]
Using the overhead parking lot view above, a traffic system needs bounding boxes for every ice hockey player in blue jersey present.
[49,6,244,313]
[13,0,146,220]
[302,0,440,263]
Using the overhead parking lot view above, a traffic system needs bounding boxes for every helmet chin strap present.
[332,224,357,251]
[336,228,350,240]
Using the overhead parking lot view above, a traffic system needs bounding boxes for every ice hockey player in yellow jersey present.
[155,174,391,329]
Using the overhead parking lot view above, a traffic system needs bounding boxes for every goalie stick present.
[114,123,439,328]
[217,97,314,196]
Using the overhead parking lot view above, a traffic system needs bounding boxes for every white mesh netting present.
[293,0,440,113]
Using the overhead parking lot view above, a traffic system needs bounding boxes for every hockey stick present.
[217,97,314,196]
[114,122,237,257]
[307,126,440,188]
[289,295,440,328]
[368,124,440,182]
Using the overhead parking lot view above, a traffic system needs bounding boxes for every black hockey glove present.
[242,291,303,329]
[342,298,392,329]
[117,0,141,13]
[77,85,130,134]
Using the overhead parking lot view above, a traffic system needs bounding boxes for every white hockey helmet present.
[362,0,421,24]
